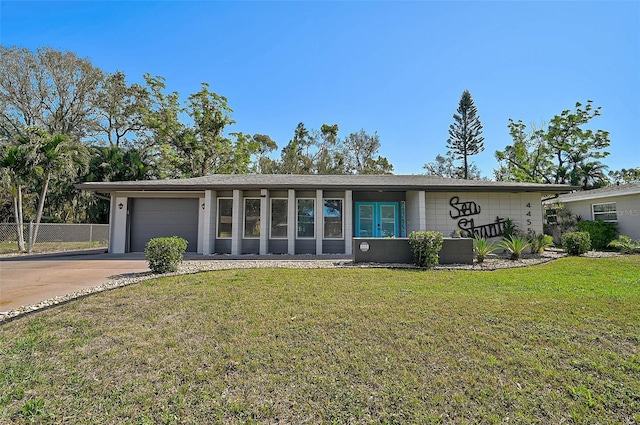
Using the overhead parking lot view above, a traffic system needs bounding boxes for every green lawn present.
[1,256,639,424]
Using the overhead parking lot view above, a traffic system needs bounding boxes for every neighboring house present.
[76,174,573,256]
[551,183,640,240]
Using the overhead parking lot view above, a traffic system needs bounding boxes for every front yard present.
[1,256,639,424]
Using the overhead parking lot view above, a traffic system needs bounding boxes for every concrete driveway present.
[0,251,150,312]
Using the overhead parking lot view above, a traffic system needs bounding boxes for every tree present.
[495,101,611,187]
[0,46,103,141]
[342,129,393,174]
[93,71,149,148]
[28,128,90,247]
[608,167,640,184]
[424,150,480,179]
[446,90,484,179]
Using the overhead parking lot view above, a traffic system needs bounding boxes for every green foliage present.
[423,151,482,179]
[144,236,188,274]
[408,231,444,268]
[502,218,524,239]
[499,236,531,260]
[576,220,618,251]
[561,231,591,256]
[495,101,610,188]
[473,237,499,263]
[608,235,640,254]
[528,231,555,254]
[446,90,484,180]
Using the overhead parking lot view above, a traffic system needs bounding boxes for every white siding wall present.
[406,190,426,233]
[562,194,640,240]
[425,192,543,239]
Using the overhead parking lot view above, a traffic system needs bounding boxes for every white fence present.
[0,223,109,253]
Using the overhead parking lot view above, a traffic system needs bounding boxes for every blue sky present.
[1,1,639,177]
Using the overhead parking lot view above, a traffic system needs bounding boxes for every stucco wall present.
[562,194,640,240]
[425,192,543,239]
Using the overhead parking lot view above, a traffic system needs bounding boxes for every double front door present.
[355,202,398,237]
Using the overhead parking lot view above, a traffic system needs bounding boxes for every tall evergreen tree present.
[446,90,484,179]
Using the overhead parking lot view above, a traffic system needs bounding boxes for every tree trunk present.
[32,173,51,249]
[13,184,25,252]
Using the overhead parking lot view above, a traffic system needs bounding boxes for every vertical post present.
[316,189,323,255]
[89,223,93,245]
[231,189,242,255]
[344,190,353,255]
[260,189,269,255]
[28,221,33,253]
[288,189,296,255]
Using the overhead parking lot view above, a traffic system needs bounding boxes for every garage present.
[129,198,199,252]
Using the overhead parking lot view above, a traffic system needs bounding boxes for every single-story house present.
[551,183,640,240]
[77,174,573,261]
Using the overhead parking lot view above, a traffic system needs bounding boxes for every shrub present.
[473,237,498,263]
[608,235,640,254]
[503,218,524,239]
[145,236,188,274]
[498,236,531,260]
[408,231,444,268]
[576,220,618,251]
[561,231,591,256]
[527,231,554,254]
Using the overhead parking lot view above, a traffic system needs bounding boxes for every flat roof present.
[76,174,576,195]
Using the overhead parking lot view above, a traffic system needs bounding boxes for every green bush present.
[561,231,591,256]
[499,236,531,260]
[608,235,640,254]
[528,231,554,254]
[408,231,444,268]
[576,220,618,251]
[473,237,498,263]
[145,236,189,274]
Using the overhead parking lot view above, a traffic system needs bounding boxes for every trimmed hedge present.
[576,220,618,251]
[145,236,189,274]
[408,231,444,268]
[561,231,591,256]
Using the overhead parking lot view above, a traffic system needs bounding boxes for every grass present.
[0,241,107,255]
[1,256,639,424]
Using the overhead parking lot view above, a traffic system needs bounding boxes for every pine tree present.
[446,90,484,179]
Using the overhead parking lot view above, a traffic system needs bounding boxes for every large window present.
[244,198,261,238]
[271,198,288,238]
[592,202,617,222]
[217,198,233,238]
[297,198,314,238]
[323,199,343,239]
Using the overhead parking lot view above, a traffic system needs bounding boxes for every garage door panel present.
[130,198,199,252]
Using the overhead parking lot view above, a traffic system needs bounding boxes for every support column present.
[288,189,296,255]
[344,190,353,255]
[201,190,213,255]
[260,189,269,255]
[418,190,427,231]
[231,189,242,255]
[209,190,217,255]
[111,195,128,254]
[316,189,323,255]
[198,196,205,254]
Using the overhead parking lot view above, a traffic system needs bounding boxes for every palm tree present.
[30,128,89,249]
[0,140,34,251]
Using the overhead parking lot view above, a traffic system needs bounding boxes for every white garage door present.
[129,198,199,252]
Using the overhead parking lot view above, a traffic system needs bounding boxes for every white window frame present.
[323,198,344,240]
[217,197,233,239]
[296,198,315,239]
[243,197,261,239]
[592,202,618,222]
[270,198,288,239]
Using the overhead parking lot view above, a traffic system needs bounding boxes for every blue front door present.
[355,202,399,237]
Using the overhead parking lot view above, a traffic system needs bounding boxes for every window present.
[217,198,233,238]
[544,207,558,224]
[297,198,314,238]
[244,198,261,238]
[323,199,343,239]
[271,198,288,238]
[592,202,617,222]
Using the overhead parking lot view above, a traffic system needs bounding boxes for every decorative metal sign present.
[449,196,508,238]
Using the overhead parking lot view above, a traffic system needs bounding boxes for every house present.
[76,174,573,261]
[550,183,640,240]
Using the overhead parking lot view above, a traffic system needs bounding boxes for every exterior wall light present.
[118,203,124,210]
